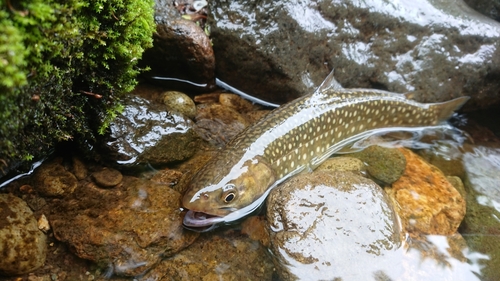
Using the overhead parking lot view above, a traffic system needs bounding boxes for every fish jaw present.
[182,156,276,230]
[183,210,226,228]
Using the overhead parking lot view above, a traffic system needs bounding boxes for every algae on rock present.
[0,0,155,175]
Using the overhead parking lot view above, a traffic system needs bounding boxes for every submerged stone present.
[194,103,250,146]
[0,194,47,275]
[140,232,274,280]
[316,156,367,175]
[32,160,77,197]
[386,148,466,236]
[351,145,406,184]
[160,91,197,119]
[91,167,123,188]
[49,176,198,277]
[460,143,500,281]
[266,171,403,280]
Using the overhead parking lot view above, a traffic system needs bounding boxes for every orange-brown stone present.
[385,148,466,236]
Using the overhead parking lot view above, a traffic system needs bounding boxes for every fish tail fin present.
[433,96,470,122]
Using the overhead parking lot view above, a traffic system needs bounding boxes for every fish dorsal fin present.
[315,69,343,94]
[404,92,416,100]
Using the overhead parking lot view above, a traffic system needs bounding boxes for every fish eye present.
[222,184,237,203]
[224,192,235,203]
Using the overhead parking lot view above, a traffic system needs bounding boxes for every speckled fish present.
[182,71,469,231]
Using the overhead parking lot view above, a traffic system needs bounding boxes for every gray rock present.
[266,171,403,280]
[102,95,200,167]
[210,0,500,109]
[464,0,500,22]
[0,194,47,275]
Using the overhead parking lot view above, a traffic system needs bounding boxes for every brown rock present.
[160,91,197,119]
[194,103,249,146]
[0,194,47,275]
[241,216,270,247]
[386,148,466,236]
[32,160,77,197]
[150,168,183,186]
[72,157,87,180]
[91,167,123,188]
[50,176,199,276]
[219,93,255,113]
[140,232,274,281]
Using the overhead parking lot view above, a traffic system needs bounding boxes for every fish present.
[182,71,469,231]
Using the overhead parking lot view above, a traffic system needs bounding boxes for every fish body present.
[182,73,469,231]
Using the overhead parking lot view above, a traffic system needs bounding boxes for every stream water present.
[1,86,500,281]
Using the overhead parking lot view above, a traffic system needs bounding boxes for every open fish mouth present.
[183,210,225,229]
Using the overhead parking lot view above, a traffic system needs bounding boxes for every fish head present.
[182,156,276,230]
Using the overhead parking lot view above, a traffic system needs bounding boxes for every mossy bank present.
[0,0,155,176]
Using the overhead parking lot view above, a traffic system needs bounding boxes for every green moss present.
[0,0,154,172]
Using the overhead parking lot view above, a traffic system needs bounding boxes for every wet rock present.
[149,168,183,186]
[210,0,500,109]
[351,145,406,184]
[459,143,500,281]
[91,167,123,188]
[139,232,274,281]
[386,148,466,236]
[49,176,199,277]
[266,171,403,280]
[0,194,47,275]
[241,216,270,247]
[464,0,500,22]
[141,0,215,86]
[32,160,77,197]
[194,103,250,146]
[400,233,482,280]
[160,91,197,119]
[102,95,200,167]
[461,143,500,200]
[316,156,366,175]
[219,93,256,113]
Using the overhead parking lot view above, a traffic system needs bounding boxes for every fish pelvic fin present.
[433,96,470,122]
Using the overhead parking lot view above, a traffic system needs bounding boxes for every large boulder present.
[209,0,500,109]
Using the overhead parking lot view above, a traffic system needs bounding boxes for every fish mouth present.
[183,210,226,230]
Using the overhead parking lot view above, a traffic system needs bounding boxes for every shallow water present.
[1,94,500,281]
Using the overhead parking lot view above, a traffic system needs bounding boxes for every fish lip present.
[183,210,225,228]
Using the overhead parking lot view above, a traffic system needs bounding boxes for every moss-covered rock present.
[0,0,155,176]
